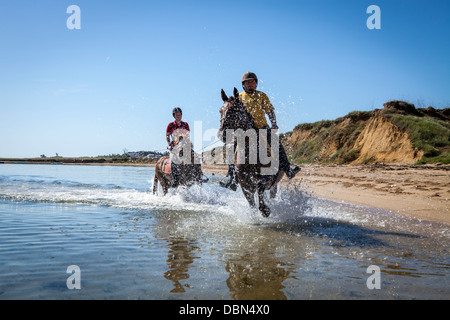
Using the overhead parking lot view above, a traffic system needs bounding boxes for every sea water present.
[0,163,448,299]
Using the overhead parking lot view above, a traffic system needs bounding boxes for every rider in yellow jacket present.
[220,72,301,190]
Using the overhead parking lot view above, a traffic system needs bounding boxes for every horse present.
[153,132,206,195]
[218,88,284,217]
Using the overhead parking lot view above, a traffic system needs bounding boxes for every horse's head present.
[171,130,190,147]
[218,87,254,143]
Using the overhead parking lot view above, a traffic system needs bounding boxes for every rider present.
[221,72,301,189]
[166,107,190,188]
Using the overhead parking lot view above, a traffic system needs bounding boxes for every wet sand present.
[202,164,450,225]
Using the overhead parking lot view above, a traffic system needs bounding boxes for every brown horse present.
[153,134,206,195]
[218,88,284,217]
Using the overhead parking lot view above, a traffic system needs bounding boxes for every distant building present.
[127,151,165,159]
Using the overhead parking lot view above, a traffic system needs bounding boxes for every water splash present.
[0,170,313,227]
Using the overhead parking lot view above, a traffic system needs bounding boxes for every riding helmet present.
[172,107,182,118]
[241,72,258,84]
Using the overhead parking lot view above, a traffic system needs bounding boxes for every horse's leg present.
[165,175,171,195]
[160,175,169,196]
[153,161,164,195]
[241,187,256,208]
[269,184,277,198]
[153,172,159,195]
[162,183,168,195]
[269,171,284,199]
[258,183,271,218]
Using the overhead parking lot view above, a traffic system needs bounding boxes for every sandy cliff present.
[283,100,449,165]
[352,114,424,164]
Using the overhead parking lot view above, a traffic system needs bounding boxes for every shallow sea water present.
[0,164,448,299]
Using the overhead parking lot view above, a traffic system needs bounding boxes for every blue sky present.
[1,0,449,158]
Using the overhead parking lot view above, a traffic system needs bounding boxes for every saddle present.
[163,158,171,174]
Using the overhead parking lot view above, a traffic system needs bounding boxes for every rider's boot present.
[285,165,301,179]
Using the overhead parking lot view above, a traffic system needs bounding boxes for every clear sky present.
[1,0,449,158]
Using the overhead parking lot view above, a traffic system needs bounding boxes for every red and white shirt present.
[166,121,190,135]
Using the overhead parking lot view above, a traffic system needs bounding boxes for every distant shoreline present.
[0,157,157,167]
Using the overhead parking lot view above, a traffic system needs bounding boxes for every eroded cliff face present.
[352,113,424,164]
[283,101,449,164]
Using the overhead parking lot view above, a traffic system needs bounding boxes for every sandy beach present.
[202,164,450,225]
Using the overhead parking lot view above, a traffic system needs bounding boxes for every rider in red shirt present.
[166,107,190,187]
[166,108,190,147]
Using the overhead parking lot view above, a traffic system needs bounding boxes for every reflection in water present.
[152,208,299,299]
[164,237,199,293]
[225,254,291,300]
[152,210,202,295]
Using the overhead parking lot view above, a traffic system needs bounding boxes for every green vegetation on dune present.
[385,114,450,164]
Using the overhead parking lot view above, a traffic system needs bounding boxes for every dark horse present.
[153,133,206,195]
[218,88,284,217]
